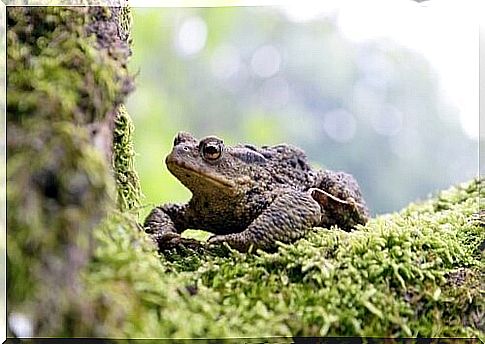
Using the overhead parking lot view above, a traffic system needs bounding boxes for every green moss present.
[113,104,143,212]
[85,211,244,338]
[7,7,131,124]
[86,178,484,338]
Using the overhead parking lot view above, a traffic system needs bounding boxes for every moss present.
[85,211,244,338]
[7,7,132,125]
[112,104,143,212]
[86,178,484,338]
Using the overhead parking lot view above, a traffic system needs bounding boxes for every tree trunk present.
[7,4,141,336]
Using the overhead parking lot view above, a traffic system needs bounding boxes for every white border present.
[1,1,6,341]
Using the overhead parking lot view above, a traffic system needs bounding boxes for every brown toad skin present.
[144,131,369,252]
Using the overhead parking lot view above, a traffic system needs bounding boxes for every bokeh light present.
[322,109,356,143]
[174,15,207,57]
[250,45,281,79]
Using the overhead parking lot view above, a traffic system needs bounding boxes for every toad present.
[144,132,369,252]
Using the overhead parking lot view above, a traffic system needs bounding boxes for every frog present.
[144,131,369,252]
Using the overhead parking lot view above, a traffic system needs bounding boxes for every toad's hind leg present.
[313,170,369,230]
[207,191,321,252]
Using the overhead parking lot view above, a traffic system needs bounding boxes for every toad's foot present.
[151,231,203,251]
[309,187,368,230]
[144,204,205,251]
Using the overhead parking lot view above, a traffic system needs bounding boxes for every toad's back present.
[237,143,319,191]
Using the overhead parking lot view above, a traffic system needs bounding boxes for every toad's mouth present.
[166,159,236,190]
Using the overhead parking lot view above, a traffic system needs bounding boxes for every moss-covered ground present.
[87,178,484,338]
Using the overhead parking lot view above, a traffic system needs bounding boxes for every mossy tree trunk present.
[7,5,141,336]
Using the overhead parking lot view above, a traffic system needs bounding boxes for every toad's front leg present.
[144,203,201,250]
[207,190,321,252]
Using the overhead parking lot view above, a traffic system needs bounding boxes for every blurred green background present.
[125,6,478,218]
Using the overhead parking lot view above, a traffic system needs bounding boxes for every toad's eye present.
[202,142,222,161]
